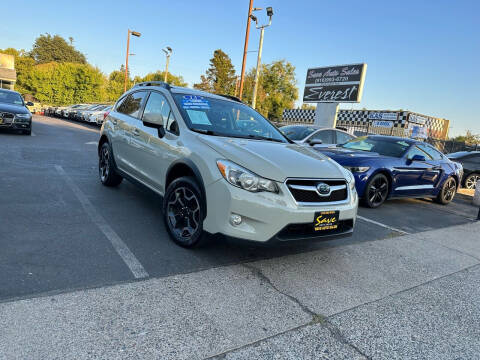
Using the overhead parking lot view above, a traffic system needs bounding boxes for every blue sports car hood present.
[318,147,381,164]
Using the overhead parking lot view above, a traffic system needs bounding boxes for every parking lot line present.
[54,165,149,279]
[357,215,409,235]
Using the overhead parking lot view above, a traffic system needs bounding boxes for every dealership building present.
[282,108,450,140]
[0,53,16,90]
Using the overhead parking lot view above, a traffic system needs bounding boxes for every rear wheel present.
[435,177,457,204]
[464,173,480,190]
[363,173,389,208]
[99,142,123,187]
[163,176,205,248]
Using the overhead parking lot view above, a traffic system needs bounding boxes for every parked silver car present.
[280,125,356,147]
[98,82,358,247]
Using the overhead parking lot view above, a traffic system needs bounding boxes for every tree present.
[104,65,129,102]
[30,34,86,64]
[453,130,480,145]
[140,70,187,87]
[194,49,236,95]
[0,47,35,96]
[242,60,298,120]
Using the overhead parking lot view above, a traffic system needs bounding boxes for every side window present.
[418,144,443,160]
[336,131,354,145]
[310,130,334,144]
[406,145,433,160]
[142,92,179,135]
[116,91,147,118]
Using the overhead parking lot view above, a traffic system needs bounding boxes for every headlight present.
[344,166,370,173]
[216,160,278,193]
[15,113,31,119]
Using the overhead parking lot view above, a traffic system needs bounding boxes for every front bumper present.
[0,118,31,130]
[203,179,358,243]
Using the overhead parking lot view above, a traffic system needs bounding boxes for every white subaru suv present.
[98,82,358,247]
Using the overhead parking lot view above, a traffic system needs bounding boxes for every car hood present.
[0,102,29,114]
[197,135,346,182]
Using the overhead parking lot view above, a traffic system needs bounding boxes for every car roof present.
[0,88,21,95]
[128,84,240,104]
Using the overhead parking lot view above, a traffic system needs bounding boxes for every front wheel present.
[363,173,389,208]
[435,177,457,205]
[163,176,205,248]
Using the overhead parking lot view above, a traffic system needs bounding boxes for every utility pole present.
[162,47,172,83]
[238,0,254,100]
[251,7,273,109]
[124,29,141,93]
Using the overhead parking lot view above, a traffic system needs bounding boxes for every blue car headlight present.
[344,166,370,173]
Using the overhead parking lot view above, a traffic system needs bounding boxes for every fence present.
[426,138,480,154]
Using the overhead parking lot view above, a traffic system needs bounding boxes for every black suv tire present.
[99,142,123,187]
[163,176,205,248]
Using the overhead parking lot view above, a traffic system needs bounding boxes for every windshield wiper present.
[191,128,224,136]
[243,134,285,143]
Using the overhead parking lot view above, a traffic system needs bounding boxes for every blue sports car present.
[318,135,463,208]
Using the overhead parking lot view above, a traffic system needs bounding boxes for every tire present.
[163,176,205,248]
[464,173,480,190]
[362,173,389,208]
[98,142,123,187]
[435,176,457,205]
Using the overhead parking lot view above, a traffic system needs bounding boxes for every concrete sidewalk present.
[1,222,480,359]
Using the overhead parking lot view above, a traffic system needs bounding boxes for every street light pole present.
[162,47,172,83]
[124,29,141,93]
[238,0,254,101]
[251,27,264,110]
[251,7,273,110]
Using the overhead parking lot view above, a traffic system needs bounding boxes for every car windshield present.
[280,125,317,141]
[172,94,288,143]
[0,90,23,105]
[341,137,410,158]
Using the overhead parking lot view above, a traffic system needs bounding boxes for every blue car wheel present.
[435,177,457,205]
[363,173,389,208]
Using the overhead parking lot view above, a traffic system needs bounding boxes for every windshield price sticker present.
[182,95,210,110]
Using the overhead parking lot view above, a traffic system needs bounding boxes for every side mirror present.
[308,139,323,146]
[143,119,165,138]
[408,154,426,163]
[26,102,34,106]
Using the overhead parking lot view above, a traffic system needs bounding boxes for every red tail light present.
[103,111,110,120]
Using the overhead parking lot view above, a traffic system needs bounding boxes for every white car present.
[81,104,110,122]
[87,106,112,125]
[280,125,356,147]
[98,82,358,248]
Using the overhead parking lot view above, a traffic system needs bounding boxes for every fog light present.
[230,214,242,226]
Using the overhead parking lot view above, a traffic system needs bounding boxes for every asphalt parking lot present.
[1,115,478,303]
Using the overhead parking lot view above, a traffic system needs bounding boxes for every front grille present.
[286,179,348,204]
[1,112,14,123]
[277,219,354,241]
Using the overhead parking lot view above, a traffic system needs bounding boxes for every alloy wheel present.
[465,174,480,190]
[99,147,109,182]
[368,176,388,207]
[167,187,201,241]
[443,178,456,202]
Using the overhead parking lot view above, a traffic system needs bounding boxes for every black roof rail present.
[133,81,171,90]
[219,94,242,103]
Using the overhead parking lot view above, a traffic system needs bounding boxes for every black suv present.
[0,89,33,135]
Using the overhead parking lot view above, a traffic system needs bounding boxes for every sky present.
[1,0,479,136]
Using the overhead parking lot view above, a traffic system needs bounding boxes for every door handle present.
[132,129,140,136]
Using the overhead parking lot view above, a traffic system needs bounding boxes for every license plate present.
[314,210,339,231]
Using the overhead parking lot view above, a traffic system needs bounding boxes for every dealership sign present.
[368,112,398,121]
[372,120,394,128]
[408,113,427,125]
[303,63,367,103]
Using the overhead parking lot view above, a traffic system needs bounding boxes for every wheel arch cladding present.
[166,160,207,219]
